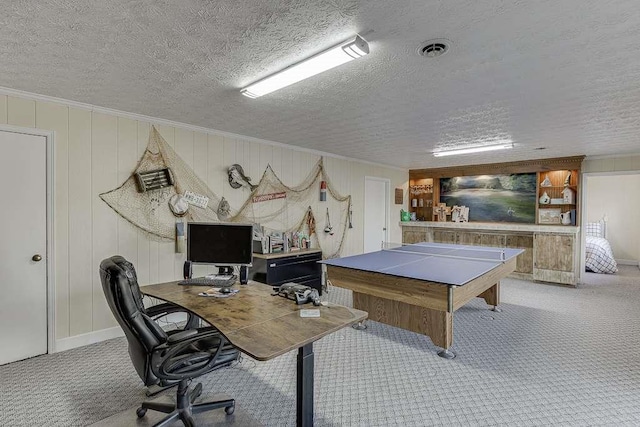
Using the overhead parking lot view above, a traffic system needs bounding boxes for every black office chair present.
[100,255,239,427]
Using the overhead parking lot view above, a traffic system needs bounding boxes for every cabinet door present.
[534,234,574,272]
[432,230,457,244]
[457,232,481,245]
[403,229,427,244]
[506,234,534,274]
[480,233,506,247]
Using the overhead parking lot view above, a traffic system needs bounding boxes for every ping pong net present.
[381,242,507,263]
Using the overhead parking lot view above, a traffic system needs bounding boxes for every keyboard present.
[179,275,236,287]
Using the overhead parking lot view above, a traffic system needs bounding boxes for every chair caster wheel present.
[136,407,147,418]
[225,404,235,415]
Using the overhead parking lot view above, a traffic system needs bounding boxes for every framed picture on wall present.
[439,173,537,223]
[395,188,403,204]
[538,208,561,224]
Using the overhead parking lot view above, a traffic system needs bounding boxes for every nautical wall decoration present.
[217,197,231,220]
[231,159,352,258]
[320,181,327,201]
[228,164,257,190]
[100,127,352,259]
[324,207,333,235]
[100,126,225,240]
[134,168,174,192]
[168,194,189,216]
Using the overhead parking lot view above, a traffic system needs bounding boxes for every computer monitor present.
[187,222,253,269]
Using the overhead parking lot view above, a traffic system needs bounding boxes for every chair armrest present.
[146,302,185,317]
[153,328,229,381]
[167,329,199,344]
[146,302,202,330]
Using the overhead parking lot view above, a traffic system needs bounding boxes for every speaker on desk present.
[183,261,192,279]
[239,265,248,285]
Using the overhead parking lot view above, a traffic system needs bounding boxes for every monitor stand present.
[218,266,233,275]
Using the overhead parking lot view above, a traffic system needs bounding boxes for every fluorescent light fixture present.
[432,142,514,157]
[241,35,369,98]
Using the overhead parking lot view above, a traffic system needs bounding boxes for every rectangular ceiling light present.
[241,35,369,98]
[432,142,514,157]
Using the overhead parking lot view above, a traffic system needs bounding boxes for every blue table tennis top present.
[321,242,523,286]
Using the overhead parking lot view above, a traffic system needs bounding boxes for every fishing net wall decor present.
[100,126,223,240]
[100,126,351,259]
[231,160,352,259]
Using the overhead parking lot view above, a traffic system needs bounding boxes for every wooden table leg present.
[479,281,501,312]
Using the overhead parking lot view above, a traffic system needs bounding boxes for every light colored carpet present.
[1,266,639,426]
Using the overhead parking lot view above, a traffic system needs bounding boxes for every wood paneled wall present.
[0,94,408,341]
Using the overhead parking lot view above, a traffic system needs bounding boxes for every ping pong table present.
[321,242,523,358]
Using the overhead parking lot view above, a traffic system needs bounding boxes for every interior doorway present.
[363,176,390,253]
[580,171,640,282]
[0,125,54,365]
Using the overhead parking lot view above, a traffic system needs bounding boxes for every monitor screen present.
[187,222,253,266]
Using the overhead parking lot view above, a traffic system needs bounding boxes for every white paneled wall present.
[0,93,408,342]
[584,174,640,263]
[583,155,640,173]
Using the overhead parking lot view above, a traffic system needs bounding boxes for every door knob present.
[32,254,42,262]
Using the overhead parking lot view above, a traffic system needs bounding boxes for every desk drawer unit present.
[250,251,323,293]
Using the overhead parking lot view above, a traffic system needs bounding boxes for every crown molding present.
[584,153,640,161]
[0,86,407,172]
[410,156,586,178]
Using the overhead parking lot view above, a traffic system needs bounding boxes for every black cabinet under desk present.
[250,249,323,293]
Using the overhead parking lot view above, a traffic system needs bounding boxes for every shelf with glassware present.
[536,170,579,226]
[409,177,435,221]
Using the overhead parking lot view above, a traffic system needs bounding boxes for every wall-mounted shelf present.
[537,168,579,225]
[408,156,584,226]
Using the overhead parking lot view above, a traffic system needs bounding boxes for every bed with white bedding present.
[584,221,618,274]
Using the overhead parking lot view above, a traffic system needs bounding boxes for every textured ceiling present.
[1,0,640,169]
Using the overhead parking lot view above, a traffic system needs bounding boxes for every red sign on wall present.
[252,192,287,203]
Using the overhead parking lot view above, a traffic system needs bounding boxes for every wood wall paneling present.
[68,108,93,335]
[35,101,70,339]
[258,142,272,178]
[136,121,152,286]
[91,112,119,331]
[173,127,194,276]
[7,96,36,128]
[116,117,139,264]
[2,93,407,343]
[155,125,177,283]
[193,132,208,187]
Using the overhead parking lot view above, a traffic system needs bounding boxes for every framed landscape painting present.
[439,173,537,223]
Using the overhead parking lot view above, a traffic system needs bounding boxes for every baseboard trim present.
[615,259,640,266]
[54,326,124,353]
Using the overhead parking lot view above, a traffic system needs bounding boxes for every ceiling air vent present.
[417,39,451,58]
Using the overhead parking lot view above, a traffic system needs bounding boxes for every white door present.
[363,177,389,253]
[0,129,48,365]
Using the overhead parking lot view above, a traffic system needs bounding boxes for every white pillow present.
[585,222,603,238]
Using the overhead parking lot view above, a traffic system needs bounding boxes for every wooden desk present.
[143,280,367,426]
